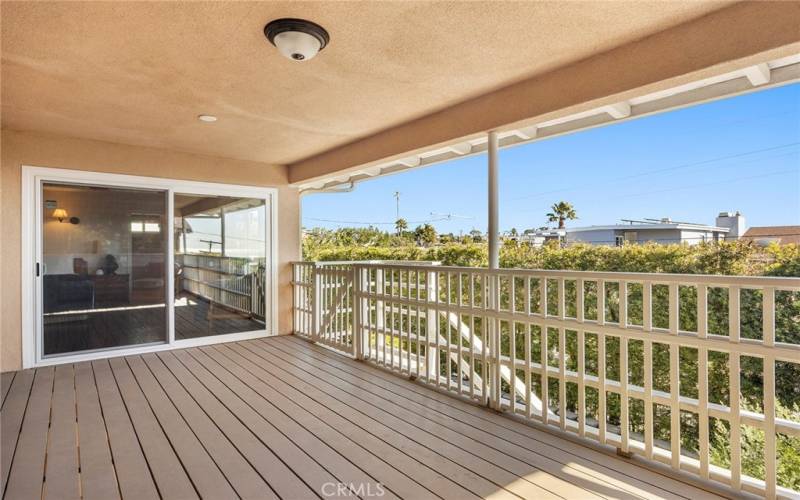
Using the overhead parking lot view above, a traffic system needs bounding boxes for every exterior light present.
[198,114,217,123]
[264,18,329,62]
[52,208,68,222]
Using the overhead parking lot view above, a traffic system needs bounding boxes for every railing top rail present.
[330,261,799,288]
[291,260,442,267]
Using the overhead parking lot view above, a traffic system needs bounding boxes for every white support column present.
[488,130,499,270]
[487,130,500,409]
[220,206,226,257]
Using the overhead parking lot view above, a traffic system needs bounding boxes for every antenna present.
[394,191,401,220]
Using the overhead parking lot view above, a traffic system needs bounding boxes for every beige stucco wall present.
[0,129,300,372]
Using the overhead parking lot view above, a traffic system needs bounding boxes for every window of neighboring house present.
[615,235,624,247]
[624,231,638,243]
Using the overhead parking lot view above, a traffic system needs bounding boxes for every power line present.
[303,216,452,226]
[517,167,798,213]
[597,168,798,202]
[509,142,800,202]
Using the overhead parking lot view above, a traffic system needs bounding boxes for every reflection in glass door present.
[41,182,168,355]
[173,194,267,339]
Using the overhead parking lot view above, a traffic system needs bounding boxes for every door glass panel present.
[174,194,267,339]
[42,183,168,355]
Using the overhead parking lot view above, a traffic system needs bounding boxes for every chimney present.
[716,211,746,240]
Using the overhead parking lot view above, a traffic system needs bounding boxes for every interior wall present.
[42,186,167,276]
[0,129,300,372]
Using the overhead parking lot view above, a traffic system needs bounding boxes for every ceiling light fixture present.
[198,114,217,122]
[264,18,329,62]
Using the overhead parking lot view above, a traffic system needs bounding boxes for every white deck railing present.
[292,261,800,498]
[178,254,267,319]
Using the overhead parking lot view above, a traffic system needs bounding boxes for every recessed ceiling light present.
[198,114,217,122]
[264,18,330,62]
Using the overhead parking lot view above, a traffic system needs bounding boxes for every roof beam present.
[289,2,800,184]
[396,156,421,167]
[603,102,631,119]
[447,143,472,155]
[513,126,538,140]
[743,63,771,86]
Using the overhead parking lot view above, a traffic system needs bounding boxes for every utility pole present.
[394,191,401,220]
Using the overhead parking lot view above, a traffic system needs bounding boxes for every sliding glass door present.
[30,169,274,364]
[173,193,267,339]
[41,182,168,355]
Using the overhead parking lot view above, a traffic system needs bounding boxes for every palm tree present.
[546,201,577,229]
[395,218,408,235]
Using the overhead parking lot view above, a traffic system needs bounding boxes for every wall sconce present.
[53,208,68,222]
[53,208,79,224]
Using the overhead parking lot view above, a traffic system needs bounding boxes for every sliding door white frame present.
[21,165,278,368]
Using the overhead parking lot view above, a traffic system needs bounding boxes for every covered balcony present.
[2,2,799,499]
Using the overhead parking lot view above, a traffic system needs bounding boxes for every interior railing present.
[178,254,266,320]
[292,260,800,498]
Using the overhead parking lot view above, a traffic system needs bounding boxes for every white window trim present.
[21,165,279,369]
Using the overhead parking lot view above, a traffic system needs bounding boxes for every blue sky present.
[303,83,800,235]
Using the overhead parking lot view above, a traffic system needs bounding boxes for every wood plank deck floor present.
[0,335,726,500]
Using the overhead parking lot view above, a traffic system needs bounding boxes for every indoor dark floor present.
[43,293,263,355]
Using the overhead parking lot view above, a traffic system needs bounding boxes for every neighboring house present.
[741,226,800,246]
[566,218,730,246]
[512,228,567,247]
[715,211,747,240]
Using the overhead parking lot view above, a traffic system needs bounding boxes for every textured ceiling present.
[1,1,732,166]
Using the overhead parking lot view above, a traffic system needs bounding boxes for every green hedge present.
[307,239,796,274]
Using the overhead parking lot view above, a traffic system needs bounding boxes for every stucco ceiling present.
[1,1,732,166]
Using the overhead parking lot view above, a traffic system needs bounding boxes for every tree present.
[509,228,518,237]
[469,229,483,243]
[439,233,456,244]
[413,224,437,246]
[395,218,408,235]
[546,201,577,229]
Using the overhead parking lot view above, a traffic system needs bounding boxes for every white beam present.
[604,102,631,119]
[448,143,472,155]
[361,166,382,177]
[396,156,421,167]
[488,131,499,270]
[743,63,771,86]
[514,125,538,140]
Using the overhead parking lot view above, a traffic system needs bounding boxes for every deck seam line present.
[1,370,35,499]
[88,361,125,499]
[1,371,17,410]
